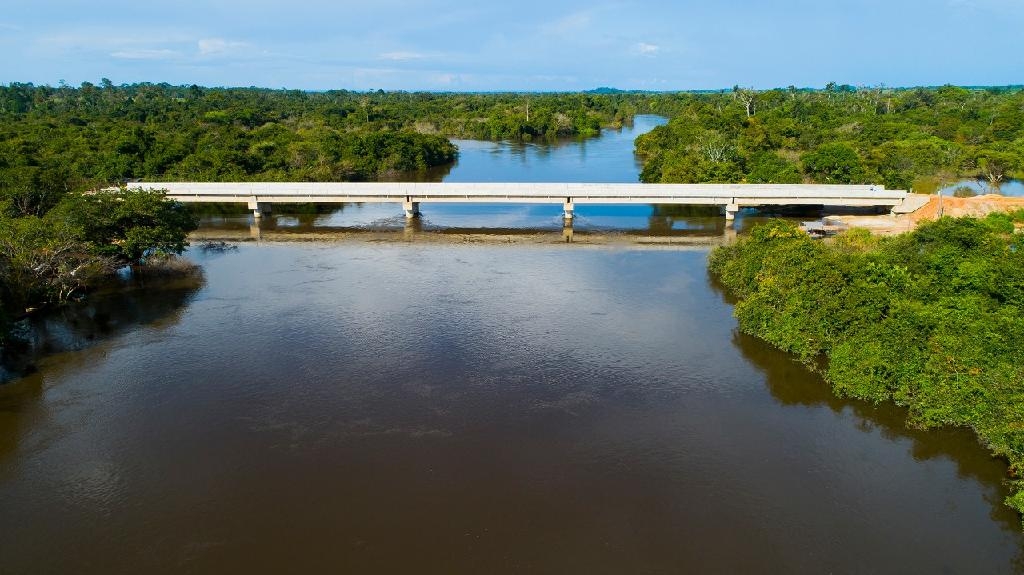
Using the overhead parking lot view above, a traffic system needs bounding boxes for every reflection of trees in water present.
[648,205,725,236]
[708,269,1024,537]
[0,274,204,464]
[954,185,978,198]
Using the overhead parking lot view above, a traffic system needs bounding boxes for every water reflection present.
[1,244,1022,573]
[732,330,1021,529]
[0,273,204,467]
[939,177,1024,197]
[1,273,205,384]
[197,202,830,244]
[708,271,1023,534]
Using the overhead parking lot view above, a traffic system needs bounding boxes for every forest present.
[636,84,1024,192]
[708,214,1024,515]
[0,82,644,210]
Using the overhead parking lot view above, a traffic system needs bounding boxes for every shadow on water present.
[0,272,205,385]
[706,270,1024,538]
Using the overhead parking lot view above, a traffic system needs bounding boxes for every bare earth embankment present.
[828,194,1024,234]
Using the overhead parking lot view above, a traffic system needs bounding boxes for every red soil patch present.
[910,194,1024,223]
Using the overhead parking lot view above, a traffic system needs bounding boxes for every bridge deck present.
[119,182,909,220]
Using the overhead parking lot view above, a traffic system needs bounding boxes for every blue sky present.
[1,0,1021,91]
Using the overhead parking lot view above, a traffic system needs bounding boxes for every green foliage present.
[745,152,803,184]
[801,142,862,185]
[0,83,645,197]
[638,85,1024,187]
[0,190,198,341]
[710,218,1024,518]
[0,207,107,334]
[50,189,199,265]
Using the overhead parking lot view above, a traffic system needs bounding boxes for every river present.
[939,177,1024,197]
[1,117,1022,573]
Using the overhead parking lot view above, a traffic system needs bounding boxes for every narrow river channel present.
[1,117,1022,573]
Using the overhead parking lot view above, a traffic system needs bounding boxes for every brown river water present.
[1,117,1022,573]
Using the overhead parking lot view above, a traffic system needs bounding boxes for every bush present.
[801,143,866,184]
[47,189,199,265]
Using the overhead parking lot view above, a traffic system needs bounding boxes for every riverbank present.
[709,216,1024,518]
[188,227,731,248]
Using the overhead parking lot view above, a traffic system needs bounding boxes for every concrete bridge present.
[120,182,911,221]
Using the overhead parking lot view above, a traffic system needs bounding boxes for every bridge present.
[119,182,912,221]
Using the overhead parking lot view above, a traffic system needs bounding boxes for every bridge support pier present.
[248,199,271,218]
[403,200,421,219]
[724,203,739,221]
[563,199,575,221]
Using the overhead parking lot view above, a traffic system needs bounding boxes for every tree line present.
[0,82,646,217]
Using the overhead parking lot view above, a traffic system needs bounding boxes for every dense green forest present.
[0,82,645,212]
[709,215,1024,516]
[637,85,1024,191]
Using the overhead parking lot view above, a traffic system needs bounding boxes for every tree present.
[733,85,756,118]
[976,149,1017,188]
[49,189,199,265]
[0,206,113,333]
[801,143,866,184]
[745,152,802,184]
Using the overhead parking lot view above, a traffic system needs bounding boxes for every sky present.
[1,0,1022,91]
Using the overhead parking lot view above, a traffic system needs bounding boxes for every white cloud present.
[378,51,426,61]
[198,38,248,56]
[432,73,457,85]
[634,42,660,56]
[110,49,180,60]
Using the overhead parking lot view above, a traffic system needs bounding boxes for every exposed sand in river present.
[189,228,732,249]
